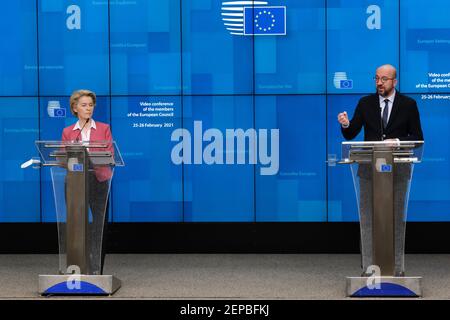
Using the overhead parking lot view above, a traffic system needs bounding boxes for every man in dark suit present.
[338,65,423,141]
[337,64,424,276]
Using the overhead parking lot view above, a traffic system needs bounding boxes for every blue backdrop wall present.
[1,0,449,223]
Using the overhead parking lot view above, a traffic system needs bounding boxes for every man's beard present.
[377,87,391,97]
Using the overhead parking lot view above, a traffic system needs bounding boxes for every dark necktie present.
[382,99,389,129]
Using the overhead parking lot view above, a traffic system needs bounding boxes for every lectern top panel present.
[35,140,125,166]
[340,141,424,164]
[342,140,424,146]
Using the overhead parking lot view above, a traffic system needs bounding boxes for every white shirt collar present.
[73,119,96,131]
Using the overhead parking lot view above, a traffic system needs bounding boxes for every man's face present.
[375,67,397,97]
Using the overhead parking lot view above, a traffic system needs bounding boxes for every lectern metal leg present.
[65,148,89,274]
[372,150,395,276]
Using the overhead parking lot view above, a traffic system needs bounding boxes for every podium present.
[339,140,424,297]
[33,140,124,295]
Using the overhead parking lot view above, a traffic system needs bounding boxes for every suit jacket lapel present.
[386,92,400,130]
[370,94,382,127]
[90,126,98,142]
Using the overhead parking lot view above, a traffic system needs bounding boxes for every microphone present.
[74,118,90,142]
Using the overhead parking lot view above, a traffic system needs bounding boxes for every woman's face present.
[74,96,95,121]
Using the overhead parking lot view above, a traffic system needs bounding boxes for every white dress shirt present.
[379,89,396,124]
[73,119,96,142]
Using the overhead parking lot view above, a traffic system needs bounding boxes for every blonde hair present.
[69,89,96,116]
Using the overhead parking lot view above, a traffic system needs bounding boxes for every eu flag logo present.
[244,6,286,35]
[72,163,84,172]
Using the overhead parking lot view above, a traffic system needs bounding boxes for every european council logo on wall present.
[222,1,286,36]
[47,101,66,118]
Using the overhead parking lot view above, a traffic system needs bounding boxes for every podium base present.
[346,276,422,297]
[39,274,121,296]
